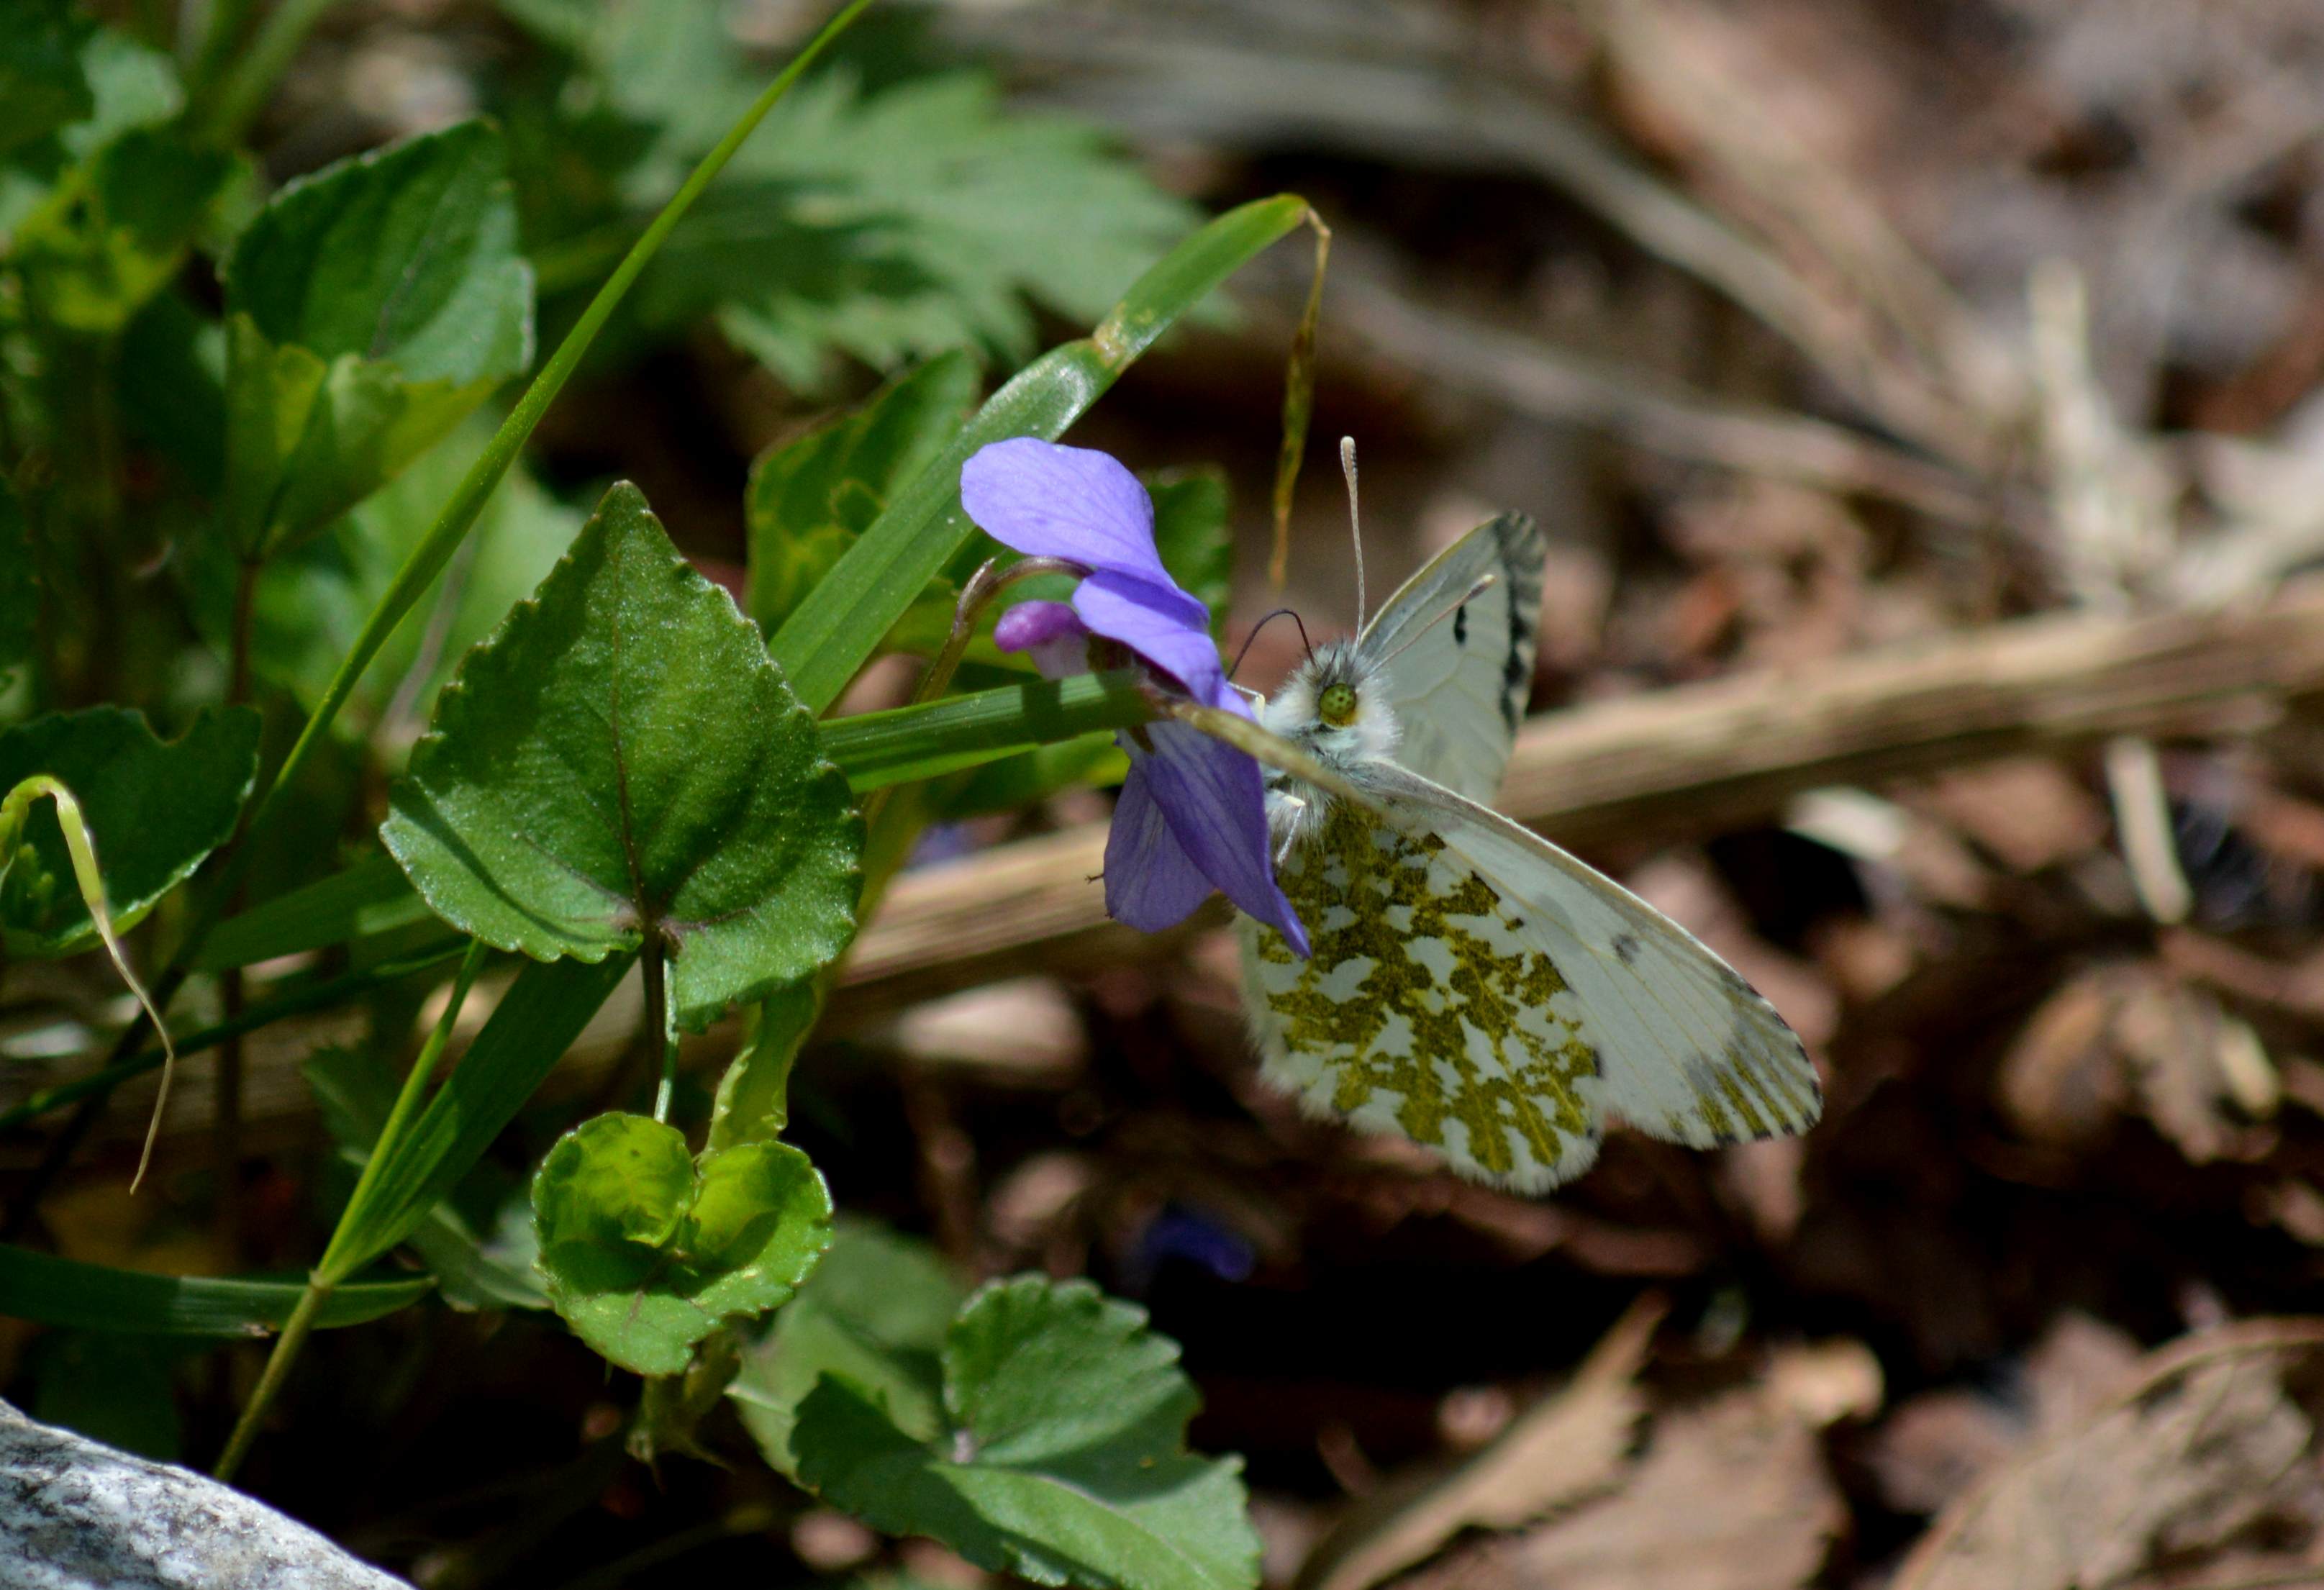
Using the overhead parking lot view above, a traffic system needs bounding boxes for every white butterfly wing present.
[1241,766,1819,1191]
[1363,763,1821,1153]
[1359,512,1543,804]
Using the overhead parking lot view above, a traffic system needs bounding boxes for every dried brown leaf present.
[1897,1320,2324,1590]
[1298,1296,1663,1590]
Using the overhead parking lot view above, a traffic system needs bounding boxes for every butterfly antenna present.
[1373,573,1499,670]
[1230,607,1313,678]
[1340,435,1366,632]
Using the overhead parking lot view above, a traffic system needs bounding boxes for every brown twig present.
[832,581,2324,1013]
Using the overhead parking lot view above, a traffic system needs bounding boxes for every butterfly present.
[1235,450,1821,1191]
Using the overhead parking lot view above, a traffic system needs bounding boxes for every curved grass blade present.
[0,1245,432,1337]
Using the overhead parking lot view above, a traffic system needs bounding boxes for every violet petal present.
[961,438,1173,586]
[1071,572,1223,698]
[1129,718,1309,955]
[1102,759,1217,930]
[992,599,1092,679]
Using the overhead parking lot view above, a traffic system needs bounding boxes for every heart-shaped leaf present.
[791,1274,1261,1590]
[0,707,260,957]
[219,119,534,558]
[381,481,861,1030]
[532,1112,833,1376]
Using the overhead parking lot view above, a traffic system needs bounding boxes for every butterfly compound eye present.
[1319,681,1359,728]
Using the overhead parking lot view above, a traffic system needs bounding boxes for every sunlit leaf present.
[0,707,259,957]
[219,120,535,559]
[791,1275,1261,1590]
[730,1218,963,1475]
[532,1111,833,1376]
[381,482,862,1029]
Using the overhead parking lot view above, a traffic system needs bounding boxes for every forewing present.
[1363,765,1821,1152]
[1360,512,1543,804]
[1241,796,1611,1192]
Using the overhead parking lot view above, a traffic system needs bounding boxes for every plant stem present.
[643,936,674,1125]
[316,939,487,1278]
[215,560,260,1261]
[212,1268,327,1481]
[0,0,879,1234]
[214,938,487,1481]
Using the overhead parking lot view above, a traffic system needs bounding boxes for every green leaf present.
[768,194,1313,714]
[705,73,1199,386]
[382,482,862,1030]
[235,416,584,740]
[219,120,535,558]
[319,954,632,1279]
[791,1275,1261,1590]
[533,1112,833,1376]
[746,351,977,635]
[15,124,235,334]
[707,977,818,1153]
[0,707,260,957]
[0,477,34,686]
[0,1244,433,1337]
[730,1218,963,1476]
[306,1045,547,1312]
[0,1,94,159]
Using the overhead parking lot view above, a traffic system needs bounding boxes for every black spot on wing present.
[1453,604,1469,646]
[1611,932,1640,966]
[1493,513,1543,734]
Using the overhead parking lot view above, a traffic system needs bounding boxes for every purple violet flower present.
[963,437,1309,955]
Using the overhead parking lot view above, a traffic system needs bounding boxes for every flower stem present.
[212,1269,328,1482]
[216,937,488,1481]
[643,935,676,1125]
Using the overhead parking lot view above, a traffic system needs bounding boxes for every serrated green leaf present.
[220,120,535,558]
[730,1218,963,1474]
[381,482,862,1029]
[0,707,259,957]
[0,1244,432,1337]
[709,72,1200,384]
[534,1111,833,1376]
[792,1275,1260,1590]
[0,478,34,686]
[747,351,976,634]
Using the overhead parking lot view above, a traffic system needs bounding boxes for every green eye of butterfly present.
[1319,681,1359,728]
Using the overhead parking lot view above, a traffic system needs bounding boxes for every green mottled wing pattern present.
[1240,798,1610,1191]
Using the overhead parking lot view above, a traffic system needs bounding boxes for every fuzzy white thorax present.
[1257,637,1400,855]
